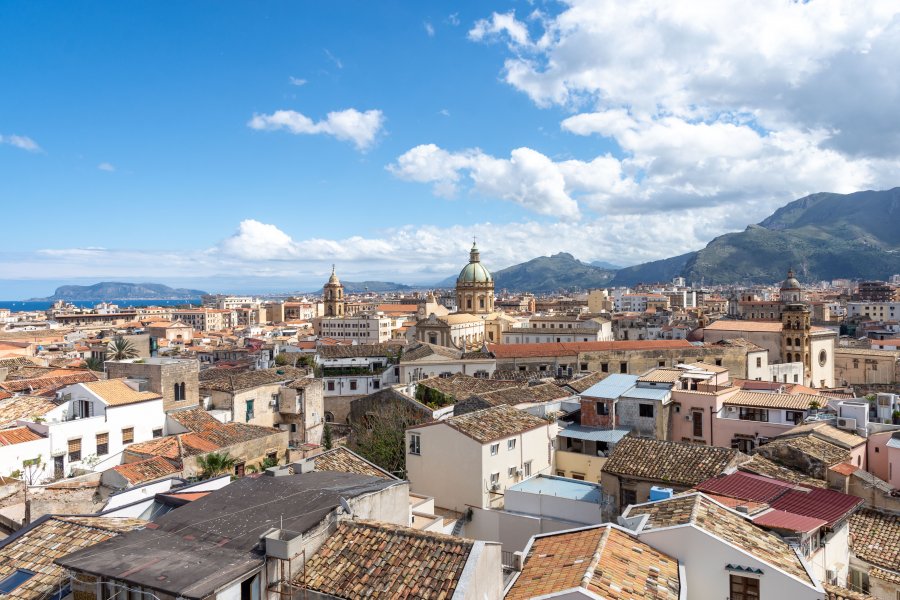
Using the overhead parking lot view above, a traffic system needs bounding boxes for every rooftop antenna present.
[339,496,355,519]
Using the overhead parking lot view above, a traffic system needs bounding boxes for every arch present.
[324,411,335,423]
[795,337,801,348]
[179,382,186,401]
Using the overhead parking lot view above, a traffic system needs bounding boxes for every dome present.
[458,262,492,283]
[457,243,492,283]
[327,265,341,286]
[780,268,800,290]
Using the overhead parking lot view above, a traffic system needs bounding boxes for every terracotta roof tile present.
[507,525,680,600]
[0,394,61,427]
[0,370,97,394]
[488,340,692,359]
[112,456,180,485]
[313,447,396,480]
[0,516,145,599]
[738,455,827,488]
[758,435,851,467]
[0,426,43,446]
[849,508,900,572]
[302,520,474,599]
[722,390,823,411]
[82,379,162,406]
[411,404,548,444]
[198,366,309,392]
[603,436,744,487]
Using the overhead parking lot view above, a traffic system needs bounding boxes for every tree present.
[350,401,423,478]
[323,423,333,450]
[274,353,291,366]
[84,357,104,372]
[197,452,236,479]
[106,336,139,361]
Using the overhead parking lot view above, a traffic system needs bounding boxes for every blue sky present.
[2,1,899,297]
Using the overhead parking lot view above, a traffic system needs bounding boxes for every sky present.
[2,1,900,297]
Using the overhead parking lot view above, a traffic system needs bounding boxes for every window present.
[327,381,335,391]
[596,402,609,416]
[507,439,516,451]
[524,460,532,477]
[738,407,768,422]
[490,443,499,456]
[152,428,163,438]
[786,410,804,424]
[95,432,109,455]
[658,360,666,367]
[409,433,421,455]
[601,362,609,373]
[715,358,723,366]
[756,356,762,368]
[556,470,566,477]
[0,570,35,594]
[692,411,703,437]
[729,574,760,600]
[619,362,628,373]
[490,472,500,487]
[621,488,637,509]
[819,349,828,367]
[508,466,517,478]
[580,363,588,371]
[245,399,254,422]
[234,462,246,478]
[638,404,654,418]
[349,380,358,391]
[68,438,82,462]
[571,473,585,480]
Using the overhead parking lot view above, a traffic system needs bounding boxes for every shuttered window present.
[68,438,82,462]
[122,427,134,444]
[96,433,109,456]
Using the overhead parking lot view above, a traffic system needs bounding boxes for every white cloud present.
[424,21,435,37]
[248,108,385,151]
[288,76,307,86]
[97,162,115,172]
[0,134,41,152]
[439,108,450,117]
[469,11,532,48]
[324,49,343,69]
[447,13,460,27]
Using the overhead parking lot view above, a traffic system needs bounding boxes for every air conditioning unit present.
[684,415,692,421]
[836,417,857,431]
[269,399,277,408]
[490,483,501,492]
[515,468,523,477]
[826,569,837,585]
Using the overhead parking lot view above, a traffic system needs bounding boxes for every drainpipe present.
[709,405,714,447]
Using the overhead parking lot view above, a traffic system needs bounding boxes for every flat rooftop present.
[508,475,601,503]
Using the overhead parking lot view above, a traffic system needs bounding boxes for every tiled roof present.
[313,446,396,479]
[0,394,61,426]
[127,436,181,461]
[199,366,309,392]
[759,435,851,467]
[0,515,145,599]
[411,404,547,444]
[318,344,399,359]
[706,320,784,332]
[82,379,162,406]
[824,583,877,600]
[112,456,180,485]
[416,374,519,400]
[302,520,474,599]
[738,455,827,488]
[401,342,462,362]
[779,421,866,449]
[849,508,900,572]
[603,436,744,487]
[870,566,900,584]
[0,426,43,446]
[566,371,609,393]
[722,391,823,410]
[507,525,680,600]
[626,493,813,585]
[476,382,571,406]
[0,370,97,394]
[168,406,223,432]
[487,340,692,359]
[636,368,685,383]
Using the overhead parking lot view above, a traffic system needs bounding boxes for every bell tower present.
[323,265,345,317]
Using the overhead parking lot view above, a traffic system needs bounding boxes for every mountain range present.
[30,282,207,301]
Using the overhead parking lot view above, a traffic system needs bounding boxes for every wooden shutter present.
[96,432,109,445]
[122,427,134,443]
[68,438,82,453]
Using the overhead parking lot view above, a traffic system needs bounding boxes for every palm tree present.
[106,336,139,361]
[197,452,236,478]
[84,357,104,372]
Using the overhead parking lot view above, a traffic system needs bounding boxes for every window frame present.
[490,443,499,456]
[409,433,421,455]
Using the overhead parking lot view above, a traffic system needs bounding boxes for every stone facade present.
[106,357,200,412]
[324,266,345,317]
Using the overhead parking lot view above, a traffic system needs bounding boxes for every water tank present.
[649,486,674,501]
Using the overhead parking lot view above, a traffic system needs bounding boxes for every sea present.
[0,299,202,312]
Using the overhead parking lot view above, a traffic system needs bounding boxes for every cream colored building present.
[413,312,486,350]
[315,313,395,343]
[406,405,556,511]
[834,347,900,385]
[587,289,614,313]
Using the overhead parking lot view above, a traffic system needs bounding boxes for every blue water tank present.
[649,486,674,501]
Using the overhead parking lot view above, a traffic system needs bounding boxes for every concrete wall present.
[637,524,823,600]
[554,449,605,483]
[456,540,503,600]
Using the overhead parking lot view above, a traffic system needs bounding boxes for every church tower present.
[779,269,811,378]
[456,242,494,314]
[323,265,345,317]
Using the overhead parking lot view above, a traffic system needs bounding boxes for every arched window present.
[174,382,180,401]
[467,298,472,309]
[795,337,801,347]
[180,382,186,401]
[479,297,485,309]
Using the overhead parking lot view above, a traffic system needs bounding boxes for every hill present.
[33,282,207,301]
[492,252,616,292]
[318,281,416,294]
[611,188,900,286]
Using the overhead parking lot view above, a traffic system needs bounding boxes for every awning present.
[557,425,631,443]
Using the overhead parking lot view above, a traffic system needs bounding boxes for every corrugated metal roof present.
[697,472,798,503]
[753,509,827,533]
[557,424,631,443]
[581,374,638,400]
[769,487,864,528]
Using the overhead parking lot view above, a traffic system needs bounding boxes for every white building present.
[622,492,825,600]
[503,315,613,344]
[315,313,396,343]
[847,301,900,320]
[405,404,557,512]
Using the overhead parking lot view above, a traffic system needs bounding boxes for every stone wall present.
[107,359,200,412]
[181,429,289,477]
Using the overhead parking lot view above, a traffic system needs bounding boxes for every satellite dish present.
[339,496,354,518]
